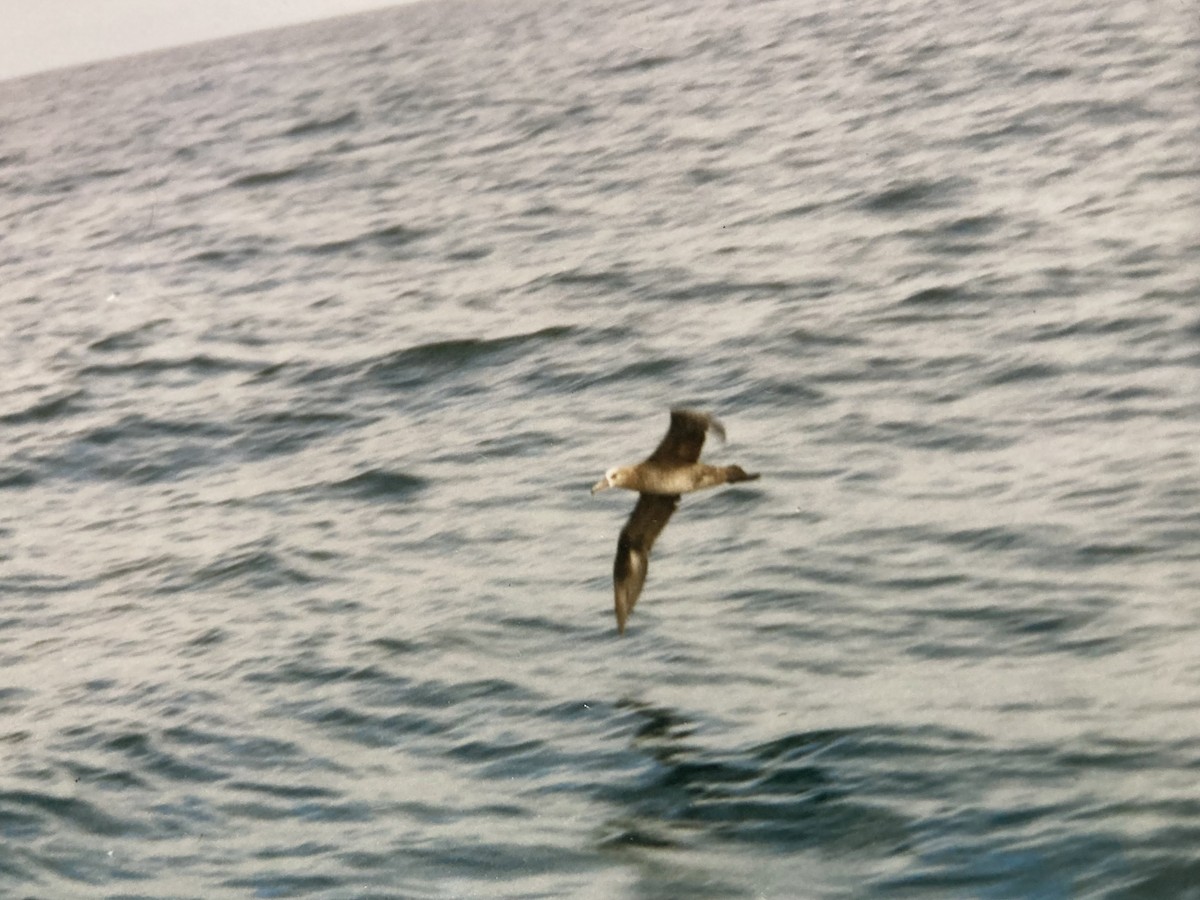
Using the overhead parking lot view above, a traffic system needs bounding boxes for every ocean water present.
[2,0,1199,895]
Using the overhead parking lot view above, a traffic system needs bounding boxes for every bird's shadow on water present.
[594,697,913,883]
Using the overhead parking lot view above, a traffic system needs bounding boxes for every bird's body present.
[591,409,759,634]
[599,461,756,496]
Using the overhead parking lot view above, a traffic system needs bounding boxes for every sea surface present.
[2,0,1199,896]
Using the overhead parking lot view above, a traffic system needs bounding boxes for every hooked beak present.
[591,478,611,494]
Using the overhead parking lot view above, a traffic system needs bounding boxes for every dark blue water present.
[2,0,1198,896]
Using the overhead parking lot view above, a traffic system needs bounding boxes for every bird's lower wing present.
[613,493,680,633]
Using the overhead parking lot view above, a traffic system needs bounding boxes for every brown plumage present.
[591,409,759,634]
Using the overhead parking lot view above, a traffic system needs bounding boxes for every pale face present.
[591,466,632,494]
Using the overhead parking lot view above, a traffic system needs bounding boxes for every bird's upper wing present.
[613,493,680,633]
[645,409,725,466]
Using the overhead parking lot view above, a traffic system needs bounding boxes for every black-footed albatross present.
[591,408,759,634]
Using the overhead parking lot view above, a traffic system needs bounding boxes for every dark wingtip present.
[669,407,725,440]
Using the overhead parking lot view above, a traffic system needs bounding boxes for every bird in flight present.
[591,409,759,634]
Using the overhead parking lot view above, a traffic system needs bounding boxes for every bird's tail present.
[723,465,760,483]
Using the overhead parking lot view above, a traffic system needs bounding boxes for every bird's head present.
[591,466,632,494]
